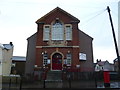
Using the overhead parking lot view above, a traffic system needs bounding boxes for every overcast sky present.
[0,0,119,63]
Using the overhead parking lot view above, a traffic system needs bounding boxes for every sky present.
[0,0,119,63]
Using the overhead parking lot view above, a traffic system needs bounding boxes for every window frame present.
[51,20,64,40]
[43,25,50,41]
[66,53,72,66]
[43,53,48,66]
[65,24,72,41]
[43,23,73,42]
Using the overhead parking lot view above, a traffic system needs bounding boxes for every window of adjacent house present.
[43,53,48,66]
[66,53,72,65]
[96,66,99,70]
[101,66,104,70]
[43,25,50,41]
[52,20,64,40]
[65,25,72,40]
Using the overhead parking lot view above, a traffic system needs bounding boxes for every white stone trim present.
[36,46,79,48]
[36,46,42,48]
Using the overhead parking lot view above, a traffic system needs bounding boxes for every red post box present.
[103,71,110,88]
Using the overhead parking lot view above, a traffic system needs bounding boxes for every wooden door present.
[52,53,62,70]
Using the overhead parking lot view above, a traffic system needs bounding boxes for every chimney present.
[96,59,99,62]
[10,42,13,46]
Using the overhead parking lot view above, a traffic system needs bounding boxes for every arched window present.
[51,20,64,40]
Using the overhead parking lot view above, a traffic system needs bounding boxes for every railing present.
[2,71,120,89]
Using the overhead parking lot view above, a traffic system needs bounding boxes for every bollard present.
[68,74,71,88]
[19,77,22,90]
[9,78,11,90]
[16,77,18,86]
[43,80,45,88]
[68,77,71,88]
[42,71,46,88]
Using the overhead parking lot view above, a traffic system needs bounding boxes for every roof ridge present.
[36,7,80,23]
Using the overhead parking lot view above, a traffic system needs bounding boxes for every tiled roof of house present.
[3,44,13,50]
[97,61,106,66]
[0,42,13,50]
[97,60,111,66]
[12,56,26,62]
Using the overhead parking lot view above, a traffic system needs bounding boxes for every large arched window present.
[51,20,64,40]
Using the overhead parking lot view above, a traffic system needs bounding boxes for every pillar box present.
[103,71,110,88]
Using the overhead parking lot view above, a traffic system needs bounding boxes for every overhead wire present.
[80,8,107,27]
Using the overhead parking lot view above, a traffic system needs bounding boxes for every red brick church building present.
[25,7,94,76]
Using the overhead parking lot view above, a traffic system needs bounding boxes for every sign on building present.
[79,53,87,60]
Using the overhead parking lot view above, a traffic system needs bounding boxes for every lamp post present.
[107,6,120,74]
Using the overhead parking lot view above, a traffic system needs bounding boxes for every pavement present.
[97,81,120,88]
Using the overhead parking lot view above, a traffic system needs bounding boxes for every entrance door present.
[52,53,62,70]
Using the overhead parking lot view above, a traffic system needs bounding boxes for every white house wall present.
[2,48,13,76]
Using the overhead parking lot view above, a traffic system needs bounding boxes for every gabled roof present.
[79,29,93,40]
[27,32,37,40]
[97,60,110,66]
[36,7,80,23]
[97,61,106,66]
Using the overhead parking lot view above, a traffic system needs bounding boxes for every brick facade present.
[25,7,94,75]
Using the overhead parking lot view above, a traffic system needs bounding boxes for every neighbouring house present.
[114,58,119,72]
[11,56,26,76]
[95,60,114,72]
[25,7,94,77]
[0,42,14,76]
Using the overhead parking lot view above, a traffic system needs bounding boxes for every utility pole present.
[107,6,120,74]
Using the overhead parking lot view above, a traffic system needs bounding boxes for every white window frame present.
[66,53,72,66]
[43,23,73,42]
[43,25,50,41]
[65,24,72,40]
[43,53,48,66]
[51,21,64,40]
